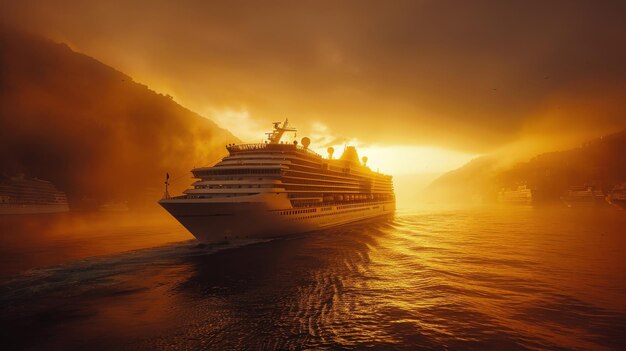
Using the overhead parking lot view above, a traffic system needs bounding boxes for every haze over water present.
[3,1,626,350]
[1,206,624,350]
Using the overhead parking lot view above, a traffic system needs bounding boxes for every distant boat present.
[0,175,69,215]
[560,185,606,207]
[498,185,533,204]
[607,183,626,209]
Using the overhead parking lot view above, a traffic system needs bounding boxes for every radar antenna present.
[265,118,297,144]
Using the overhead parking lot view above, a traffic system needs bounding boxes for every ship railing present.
[227,143,322,158]
[289,198,394,208]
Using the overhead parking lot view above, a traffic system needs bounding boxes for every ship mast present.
[163,173,170,199]
[265,118,297,144]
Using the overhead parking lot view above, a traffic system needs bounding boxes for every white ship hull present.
[560,188,606,208]
[0,203,69,215]
[159,120,396,243]
[159,194,395,243]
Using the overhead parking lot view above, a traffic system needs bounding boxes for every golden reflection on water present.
[348,206,626,349]
[0,206,625,350]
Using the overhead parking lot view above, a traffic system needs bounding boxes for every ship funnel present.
[301,137,311,149]
[327,147,335,159]
[362,156,368,166]
[340,146,360,164]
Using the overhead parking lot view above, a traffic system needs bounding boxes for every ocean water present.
[0,206,625,350]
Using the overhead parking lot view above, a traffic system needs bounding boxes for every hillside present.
[0,28,239,209]
[426,130,626,204]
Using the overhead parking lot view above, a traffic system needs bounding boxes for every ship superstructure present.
[498,185,533,204]
[159,120,395,242]
[560,185,606,207]
[0,175,69,215]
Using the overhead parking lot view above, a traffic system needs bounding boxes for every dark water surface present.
[1,207,625,350]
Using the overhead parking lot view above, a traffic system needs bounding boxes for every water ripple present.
[0,208,625,350]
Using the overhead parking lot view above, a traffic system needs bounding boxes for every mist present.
[2,0,626,154]
[0,28,238,209]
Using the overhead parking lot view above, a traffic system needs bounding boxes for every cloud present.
[308,122,356,149]
[204,106,265,143]
[2,0,626,155]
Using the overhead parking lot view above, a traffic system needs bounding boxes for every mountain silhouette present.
[0,27,239,209]
[426,129,626,204]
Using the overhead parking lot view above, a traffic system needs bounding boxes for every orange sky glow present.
[2,0,626,192]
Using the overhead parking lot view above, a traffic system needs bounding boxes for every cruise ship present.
[0,175,70,215]
[560,185,606,207]
[497,185,533,204]
[159,120,395,243]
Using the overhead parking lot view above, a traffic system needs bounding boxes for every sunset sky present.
[2,0,626,178]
